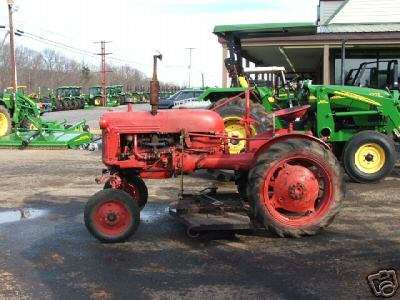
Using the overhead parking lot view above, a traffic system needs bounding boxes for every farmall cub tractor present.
[84,55,345,242]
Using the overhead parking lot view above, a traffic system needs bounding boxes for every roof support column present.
[323,44,330,84]
[222,45,228,87]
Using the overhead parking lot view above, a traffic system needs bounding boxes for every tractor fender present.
[252,132,330,165]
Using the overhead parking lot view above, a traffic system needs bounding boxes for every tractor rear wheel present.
[0,105,11,137]
[61,100,69,110]
[71,99,77,110]
[84,189,140,243]
[247,138,344,237]
[79,99,85,109]
[342,131,395,183]
[55,101,63,111]
[104,175,148,210]
[212,98,272,154]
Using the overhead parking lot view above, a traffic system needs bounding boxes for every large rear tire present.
[84,189,140,243]
[55,101,63,111]
[72,99,80,110]
[0,105,11,137]
[342,131,395,183]
[247,138,344,237]
[213,97,272,154]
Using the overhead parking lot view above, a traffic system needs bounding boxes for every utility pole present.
[185,47,195,88]
[95,41,112,106]
[7,0,17,92]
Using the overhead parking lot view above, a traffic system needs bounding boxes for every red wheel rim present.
[93,200,132,236]
[262,155,334,227]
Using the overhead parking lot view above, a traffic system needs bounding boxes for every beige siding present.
[319,1,344,25]
[330,0,400,24]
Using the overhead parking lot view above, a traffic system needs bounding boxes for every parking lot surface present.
[0,107,399,299]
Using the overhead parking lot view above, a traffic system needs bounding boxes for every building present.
[215,0,400,87]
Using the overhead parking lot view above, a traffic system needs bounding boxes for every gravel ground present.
[0,148,399,299]
[0,106,399,299]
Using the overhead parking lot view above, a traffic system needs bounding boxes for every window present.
[334,49,400,89]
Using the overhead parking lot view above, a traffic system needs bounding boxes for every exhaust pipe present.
[150,53,162,116]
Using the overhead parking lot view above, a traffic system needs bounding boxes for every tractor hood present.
[100,109,225,134]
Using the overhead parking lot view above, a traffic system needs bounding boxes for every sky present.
[0,0,319,87]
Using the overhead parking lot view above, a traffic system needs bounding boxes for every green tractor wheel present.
[60,100,68,110]
[79,99,85,109]
[55,101,63,111]
[0,105,11,137]
[342,131,396,183]
[73,99,80,110]
[94,97,102,106]
[212,98,273,154]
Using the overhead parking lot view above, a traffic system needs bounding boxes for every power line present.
[10,27,188,72]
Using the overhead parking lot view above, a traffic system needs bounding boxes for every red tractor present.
[84,55,344,243]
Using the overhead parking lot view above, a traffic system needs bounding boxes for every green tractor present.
[297,60,400,183]
[196,34,400,183]
[87,86,119,107]
[0,89,92,148]
[53,86,85,110]
[108,85,126,104]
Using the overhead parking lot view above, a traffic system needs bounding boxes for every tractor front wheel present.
[247,138,344,237]
[94,97,102,106]
[84,189,140,243]
[342,131,395,183]
[0,105,11,137]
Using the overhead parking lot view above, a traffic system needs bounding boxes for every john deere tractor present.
[87,86,119,107]
[199,33,400,183]
[53,86,85,110]
[108,85,126,104]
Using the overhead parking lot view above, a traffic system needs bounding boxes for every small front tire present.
[342,131,396,183]
[84,189,140,243]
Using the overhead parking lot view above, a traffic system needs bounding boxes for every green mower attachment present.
[0,92,93,149]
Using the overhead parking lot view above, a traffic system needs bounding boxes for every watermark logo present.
[368,269,398,298]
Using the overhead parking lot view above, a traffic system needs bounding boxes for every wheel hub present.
[94,200,130,235]
[354,143,385,174]
[273,164,319,213]
[105,211,120,225]
[288,182,306,200]
[365,153,374,162]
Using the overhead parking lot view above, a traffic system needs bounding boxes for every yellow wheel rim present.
[354,143,385,174]
[29,123,38,130]
[224,116,257,154]
[0,113,9,136]
[94,98,101,106]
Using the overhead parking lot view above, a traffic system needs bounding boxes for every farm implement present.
[84,54,345,242]
[0,91,93,148]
